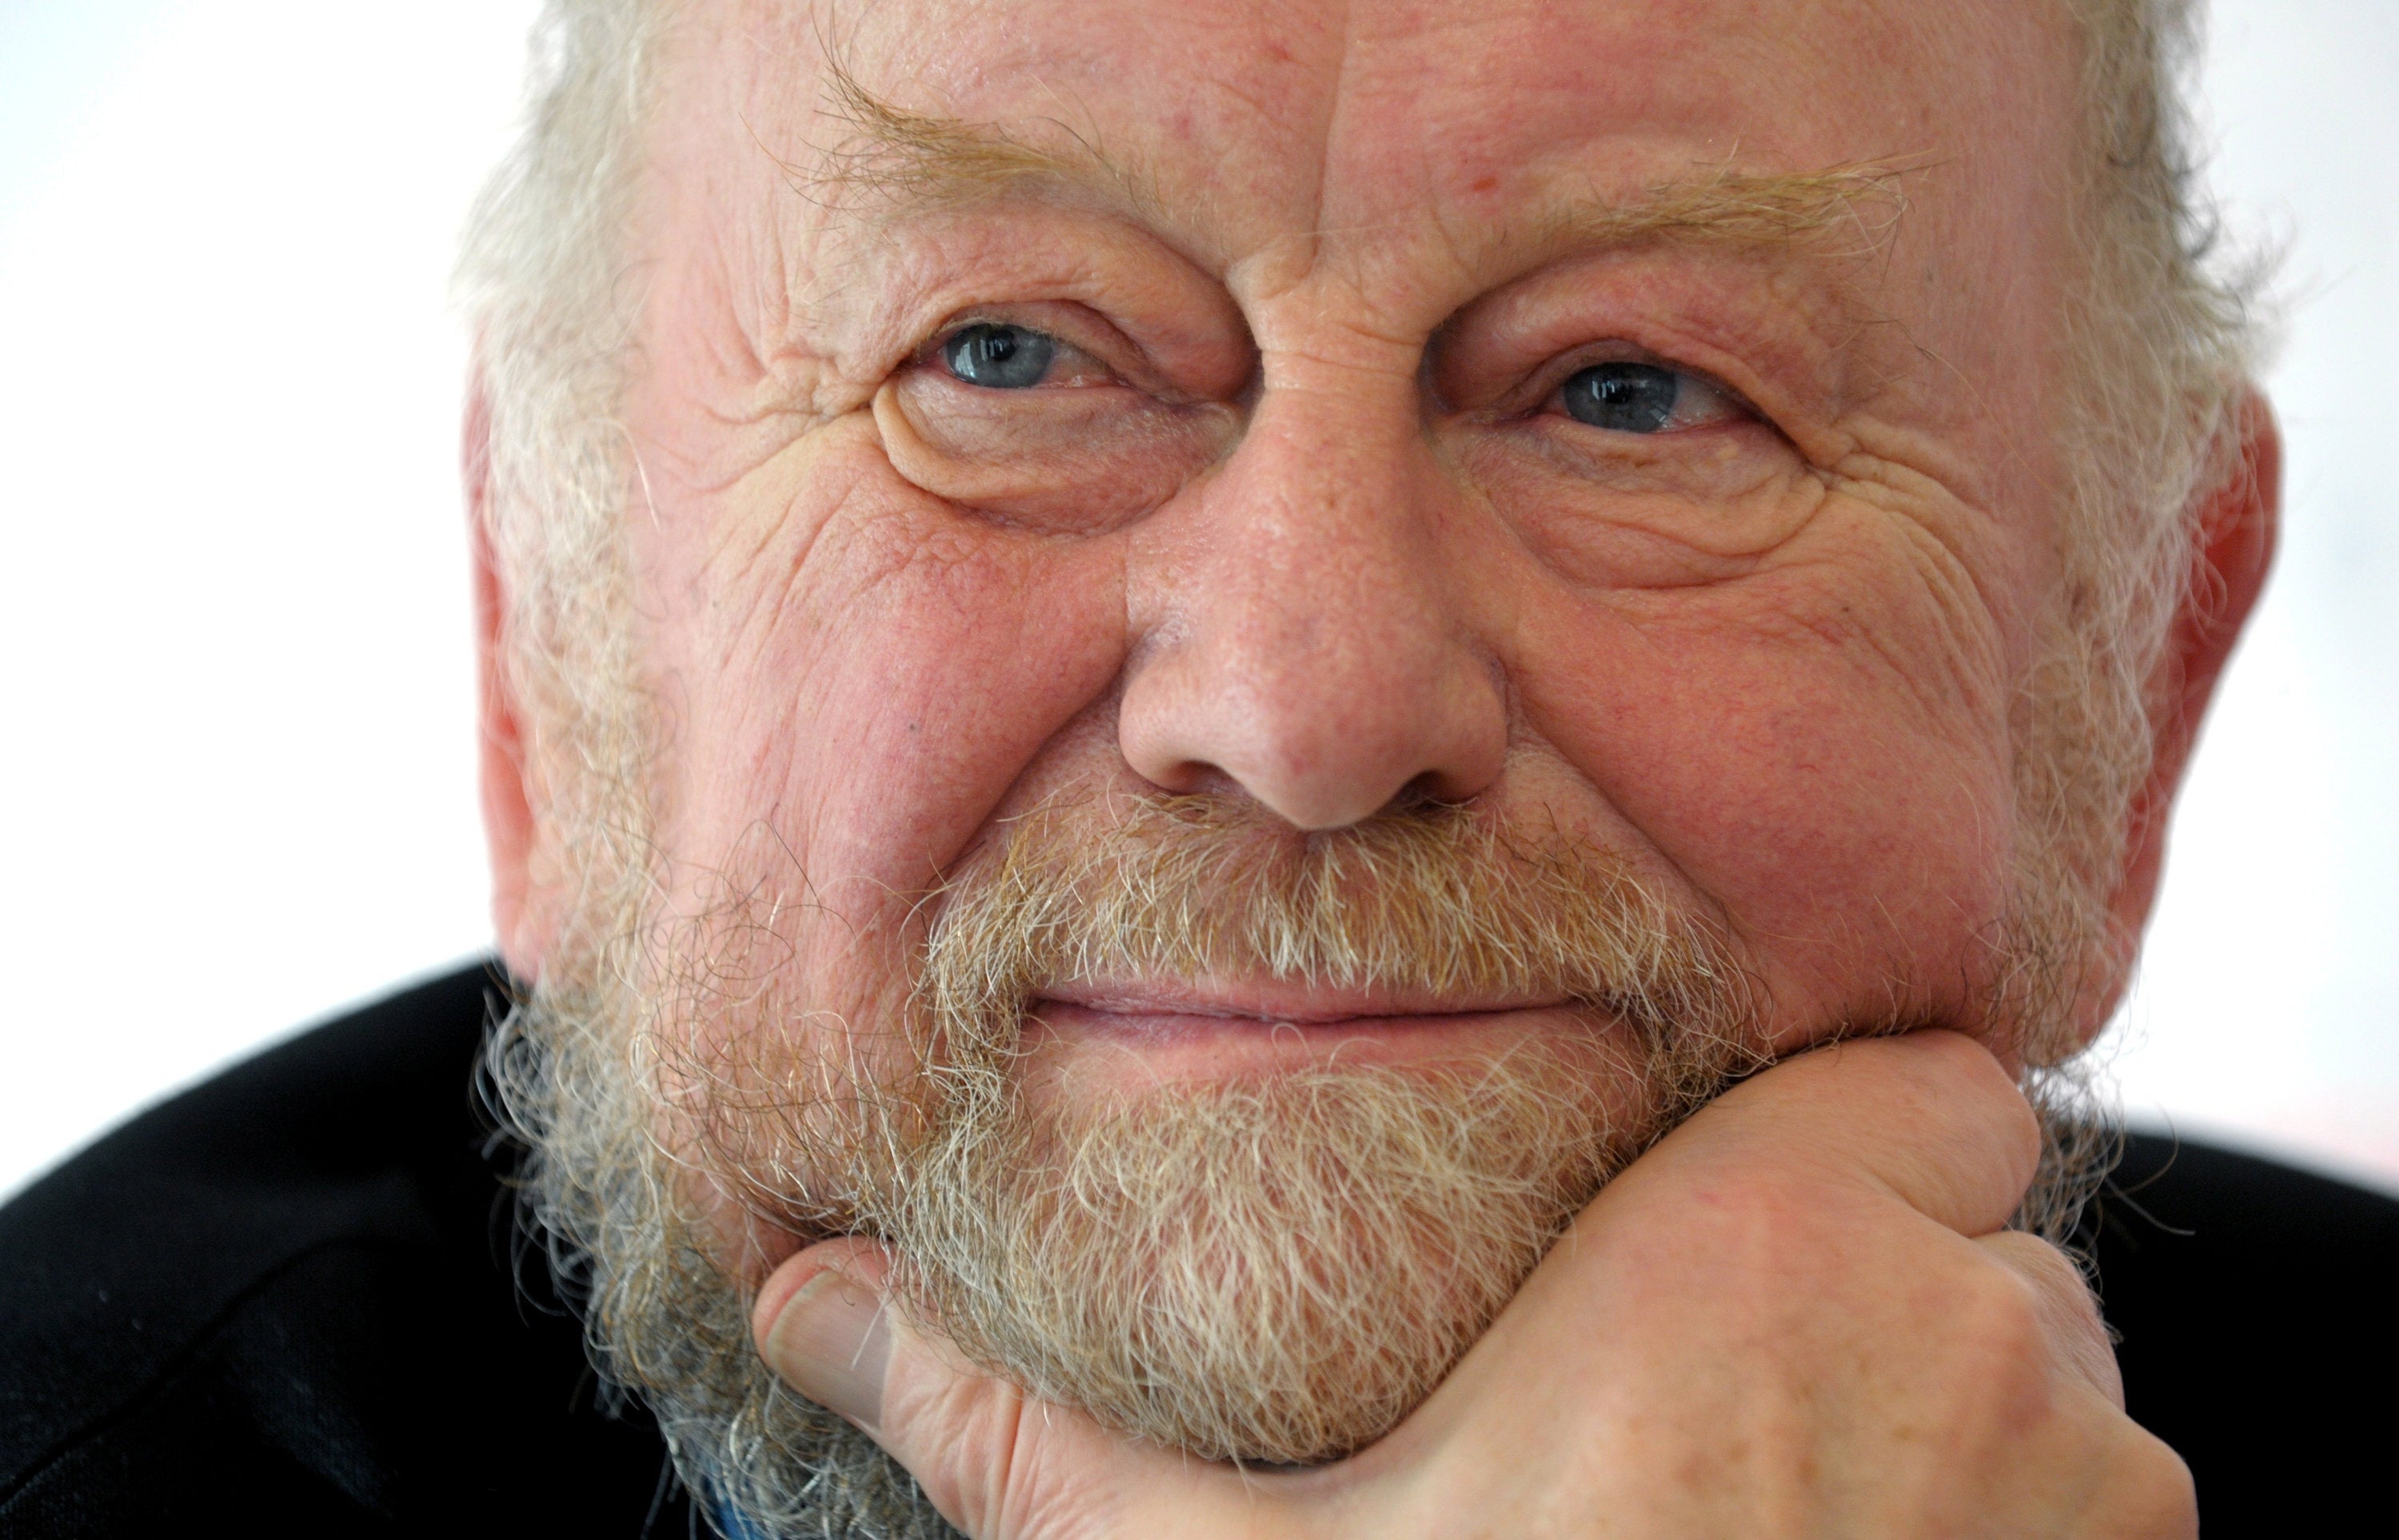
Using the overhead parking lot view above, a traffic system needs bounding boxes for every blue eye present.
[943,323,1057,389]
[1560,362,1681,433]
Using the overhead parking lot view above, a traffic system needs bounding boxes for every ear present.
[467,374,557,983]
[2091,386,2281,1022]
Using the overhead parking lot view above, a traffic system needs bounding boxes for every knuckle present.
[1976,1231,2121,1398]
[1983,1230,2089,1299]
[2100,1427,2201,1538]
[1907,1031,2039,1149]
[1944,1264,2058,1398]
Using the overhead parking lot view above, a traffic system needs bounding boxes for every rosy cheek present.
[643,421,1136,963]
[1510,564,2017,1041]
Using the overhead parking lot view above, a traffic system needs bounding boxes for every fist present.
[756,1033,2196,1538]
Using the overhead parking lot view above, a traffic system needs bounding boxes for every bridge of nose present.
[1116,317,1509,831]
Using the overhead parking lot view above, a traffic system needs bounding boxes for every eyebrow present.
[806,64,1910,262]
[808,63,1162,217]
[1529,162,1912,261]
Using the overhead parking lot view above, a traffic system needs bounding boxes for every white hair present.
[457,0,663,990]
[454,2,2269,1001]
[457,0,2269,1529]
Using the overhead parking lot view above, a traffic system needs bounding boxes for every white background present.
[3,1,2393,1201]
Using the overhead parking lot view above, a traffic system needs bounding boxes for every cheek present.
[1510,516,2020,1039]
[640,415,1134,1014]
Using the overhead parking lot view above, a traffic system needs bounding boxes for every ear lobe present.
[2096,385,2282,1012]
[467,375,554,983]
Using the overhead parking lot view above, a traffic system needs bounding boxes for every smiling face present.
[475,0,2236,1510]
[610,0,2080,1098]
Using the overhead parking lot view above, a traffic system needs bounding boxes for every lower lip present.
[1021,999,1595,1076]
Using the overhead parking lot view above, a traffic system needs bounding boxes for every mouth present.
[1022,977,1593,1081]
[1040,975,1569,1026]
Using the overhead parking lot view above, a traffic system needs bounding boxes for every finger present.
[1654,1030,2042,1238]
[1976,1230,2125,1408]
[752,1239,1284,1540]
[752,1238,896,1430]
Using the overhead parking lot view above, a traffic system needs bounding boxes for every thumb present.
[752,1239,1284,1540]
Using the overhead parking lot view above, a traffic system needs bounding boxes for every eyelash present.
[925,318,1752,439]
[925,317,1122,392]
[1535,359,1750,436]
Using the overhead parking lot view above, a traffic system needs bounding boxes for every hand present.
[752,1032,2196,1538]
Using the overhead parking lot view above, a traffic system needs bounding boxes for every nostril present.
[1148,759,1245,799]
[1391,771,1471,813]
[1115,573,1510,831]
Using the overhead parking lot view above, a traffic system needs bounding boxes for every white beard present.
[490,792,2086,1537]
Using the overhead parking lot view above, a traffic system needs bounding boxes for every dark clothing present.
[2,967,2393,1535]
[0,966,692,1538]
[2086,1122,2399,1523]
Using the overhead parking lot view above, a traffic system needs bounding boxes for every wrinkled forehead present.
[665,0,2078,288]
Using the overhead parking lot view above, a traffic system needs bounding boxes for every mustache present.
[916,791,1755,1071]
[874,792,1766,1463]
[669,788,1764,1230]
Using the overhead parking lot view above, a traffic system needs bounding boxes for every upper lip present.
[1034,977,1570,1026]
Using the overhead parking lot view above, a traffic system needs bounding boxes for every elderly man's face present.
[613,0,2073,1078]
[489,0,2195,1479]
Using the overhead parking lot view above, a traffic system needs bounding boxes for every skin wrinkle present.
[1868,339,2066,667]
[1303,0,1354,254]
[1822,440,2036,660]
[463,0,2269,1524]
[1439,256,1892,481]
[697,430,852,676]
[1484,457,1823,577]
[796,57,1180,241]
[1873,507,2020,717]
[804,66,1922,310]
[836,228,1247,412]
[787,156,1929,619]
[1767,495,2013,728]
[1591,510,2009,755]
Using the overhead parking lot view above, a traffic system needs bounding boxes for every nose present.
[1117,366,1508,831]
